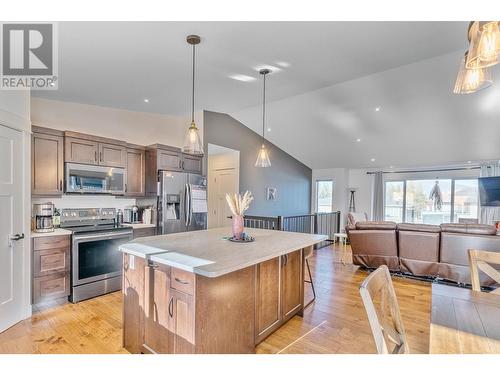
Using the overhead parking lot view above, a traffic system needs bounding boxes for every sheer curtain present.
[480,162,500,224]
[372,171,384,221]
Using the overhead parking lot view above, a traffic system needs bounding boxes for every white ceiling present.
[33,21,497,169]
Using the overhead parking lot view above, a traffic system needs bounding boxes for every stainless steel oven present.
[71,229,132,302]
[61,208,133,303]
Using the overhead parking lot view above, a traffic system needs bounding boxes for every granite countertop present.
[31,228,72,238]
[119,227,327,278]
[123,223,156,229]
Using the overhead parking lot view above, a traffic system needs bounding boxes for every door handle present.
[168,297,174,318]
[10,233,24,241]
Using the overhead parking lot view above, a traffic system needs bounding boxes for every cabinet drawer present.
[171,268,195,295]
[33,235,70,251]
[33,272,70,303]
[33,247,70,277]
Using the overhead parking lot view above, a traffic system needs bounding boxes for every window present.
[316,180,333,213]
[453,179,479,223]
[384,178,478,224]
[385,181,404,223]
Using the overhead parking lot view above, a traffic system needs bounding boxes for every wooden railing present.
[242,211,341,249]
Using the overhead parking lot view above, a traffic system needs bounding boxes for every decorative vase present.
[232,215,244,240]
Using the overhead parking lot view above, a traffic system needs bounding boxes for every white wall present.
[31,98,203,209]
[0,90,32,321]
[31,97,202,148]
[311,168,373,225]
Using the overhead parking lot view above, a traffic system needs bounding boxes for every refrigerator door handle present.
[184,183,191,227]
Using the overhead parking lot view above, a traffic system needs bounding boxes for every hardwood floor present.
[0,244,431,354]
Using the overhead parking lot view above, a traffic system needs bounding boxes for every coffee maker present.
[33,203,55,233]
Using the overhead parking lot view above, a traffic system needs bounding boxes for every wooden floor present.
[0,244,431,354]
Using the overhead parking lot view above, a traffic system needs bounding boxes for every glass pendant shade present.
[454,52,492,94]
[255,144,271,168]
[466,21,500,69]
[181,122,203,155]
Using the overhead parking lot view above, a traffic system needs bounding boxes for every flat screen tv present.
[478,176,500,207]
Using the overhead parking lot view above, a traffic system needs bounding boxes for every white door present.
[209,169,238,228]
[0,125,25,333]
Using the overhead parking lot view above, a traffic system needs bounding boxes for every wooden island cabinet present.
[121,228,326,354]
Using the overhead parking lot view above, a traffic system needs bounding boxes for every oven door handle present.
[73,231,133,241]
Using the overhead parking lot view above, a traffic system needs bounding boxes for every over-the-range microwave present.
[65,163,126,195]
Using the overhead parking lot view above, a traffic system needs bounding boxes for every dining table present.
[430,283,500,354]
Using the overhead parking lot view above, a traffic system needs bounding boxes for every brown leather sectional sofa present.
[347,222,500,286]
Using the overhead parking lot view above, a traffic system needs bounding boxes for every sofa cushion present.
[397,223,441,233]
[440,232,500,266]
[440,223,497,235]
[355,221,396,230]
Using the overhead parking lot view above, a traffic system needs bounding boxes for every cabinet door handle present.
[125,183,127,193]
[59,180,63,191]
[168,297,174,318]
[178,159,182,169]
[100,151,103,162]
[174,277,189,285]
[94,151,97,163]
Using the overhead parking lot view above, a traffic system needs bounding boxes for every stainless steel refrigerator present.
[157,171,207,234]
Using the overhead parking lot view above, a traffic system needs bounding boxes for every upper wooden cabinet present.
[99,142,127,167]
[32,126,64,196]
[65,136,99,165]
[145,144,204,195]
[64,131,127,168]
[182,154,203,174]
[125,144,145,196]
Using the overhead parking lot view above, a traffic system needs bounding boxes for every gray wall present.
[203,110,311,217]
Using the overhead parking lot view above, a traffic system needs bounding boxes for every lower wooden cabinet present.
[143,263,174,354]
[122,249,305,354]
[281,250,303,321]
[32,234,71,304]
[170,289,195,353]
[255,249,303,344]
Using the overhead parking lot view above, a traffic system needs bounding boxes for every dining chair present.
[468,249,500,295]
[359,265,409,354]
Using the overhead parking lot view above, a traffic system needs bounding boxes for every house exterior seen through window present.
[384,178,478,224]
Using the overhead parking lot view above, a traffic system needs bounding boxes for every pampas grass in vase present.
[226,191,253,240]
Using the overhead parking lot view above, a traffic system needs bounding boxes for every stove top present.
[59,208,132,235]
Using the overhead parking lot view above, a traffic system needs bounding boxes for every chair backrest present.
[359,265,409,354]
[468,249,500,295]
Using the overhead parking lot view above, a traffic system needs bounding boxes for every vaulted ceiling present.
[33,21,499,169]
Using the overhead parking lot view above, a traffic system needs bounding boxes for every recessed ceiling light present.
[229,74,256,82]
[276,61,291,68]
[267,128,271,132]
[144,98,149,103]
[370,158,376,162]
[375,107,381,112]
[356,138,361,142]
[467,160,472,164]
[389,165,394,169]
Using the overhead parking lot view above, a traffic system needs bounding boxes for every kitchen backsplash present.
[32,195,148,211]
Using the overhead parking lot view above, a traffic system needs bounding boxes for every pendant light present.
[255,69,271,168]
[466,21,500,69]
[454,51,493,94]
[181,35,204,156]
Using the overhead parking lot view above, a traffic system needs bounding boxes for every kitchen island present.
[119,227,327,354]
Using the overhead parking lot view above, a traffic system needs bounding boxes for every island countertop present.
[119,227,327,278]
